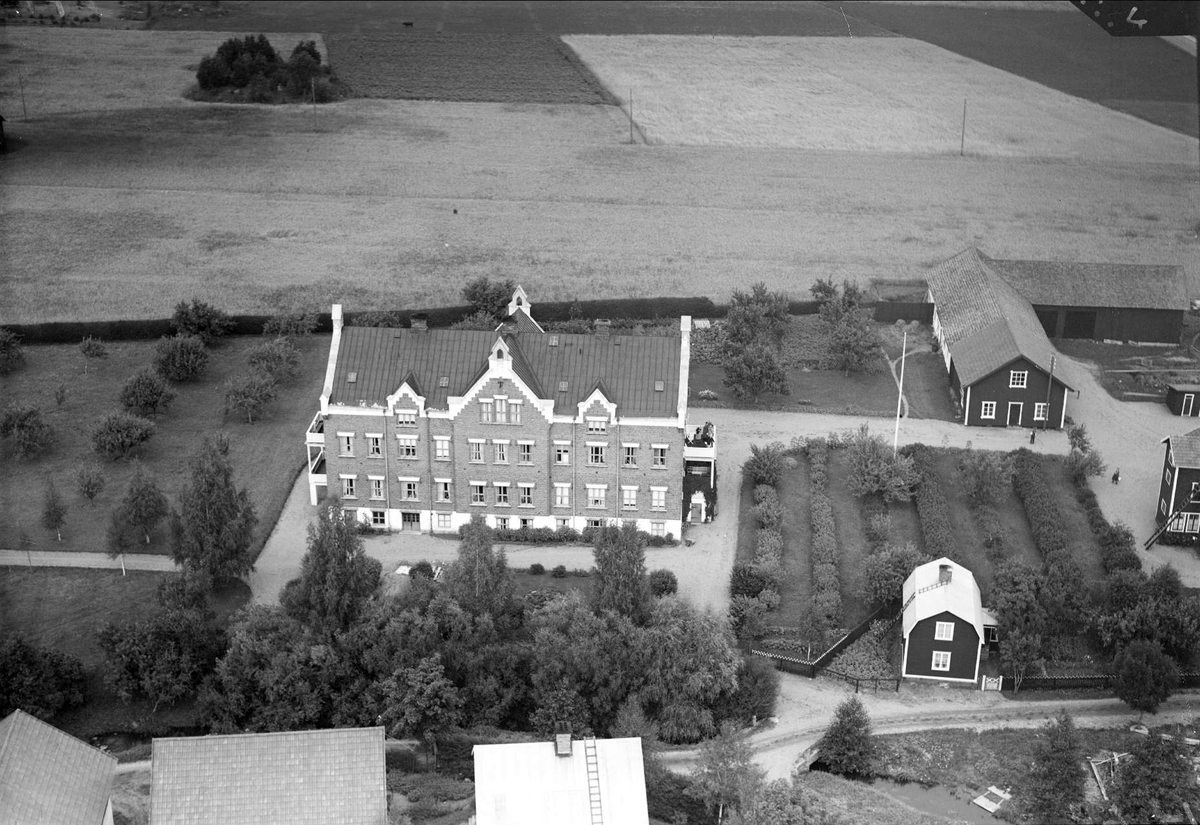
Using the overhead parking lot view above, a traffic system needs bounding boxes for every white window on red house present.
[650,522,665,537]
[436,513,452,530]
[495,483,510,506]
[369,477,384,500]
[931,651,951,671]
[934,621,954,641]
[1009,370,1028,389]
[555,443,570,465]
[587,418,607,434]
[495,398,509,424]
[588,444,606,466]
[397,411,417,427]
[338,433,354,456]
[623,445,638,467]
[471,483,486,504]
[371,510,386,526]
[496,516,509,530]
[480,401,494,423]
[510,402,521,425]
[981,402,996,420]
[587,485,606,508]
[469,440,484,463]
[494,441,508,463]
[402,480,418,501]
[1033,403,1047,421]
[1187,513,1200,534]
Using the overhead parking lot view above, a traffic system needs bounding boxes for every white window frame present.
[554,483,571,508]
[623,444,638,467]
[1009,370,1028,389]
[469,439,485,463]
[980,401,996,420]
[931,651,952,672]
[396,435,418,458]
[340,475,357,499]
[587,443,607,466]
[369,476,385,500]
[556,517,569,529]
[1187,513,1200,534]
[367,434,383,457]
[398,477,419,501]
[1166,467,1173,484]
[586,484,607,509]
[510,402,521,425]
[518,441,534,464]
[434,437,451,461]
[554,442,571,465]
[587,417,607,434]
[622,486,638,510]
[371,510,386,526]
[1033,403,1047,422]
[396,410,417,427]
[480,400,494,423]
[520,517,533,530]
[470,483,487,505]
[495,398,509,424]
[436,513,452,530]
[1161,498,1169,515]
[934,621,954,641]
[650,522,665,537]
[436,479,452,502]
[519,483,534,507]
[494,482,510,506]
[652,444,668,468]
[494,440,509,464]
[337,432,354,456]
[651,486,667,511]
[495,515,509,531]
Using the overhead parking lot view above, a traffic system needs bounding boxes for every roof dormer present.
[507,285,532,319]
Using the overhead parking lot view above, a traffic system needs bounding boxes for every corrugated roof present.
[1165,427,1200,468]
[330,319,682,418]
[988,258,1187,310]
[149,727,386,825]
[927,249,1076,389]
[0,709,117,825]
[474,737,648,825]
[902,558,984,642]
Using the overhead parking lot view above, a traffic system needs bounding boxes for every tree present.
[1,404,55,459]
[723,342,789,402]
[688,721,765,825]
[861,543,930,607]
[285,50,320,96]
[592,522,650,621]
[75,463,106,506]
[91,412,154,459]
[1065,447,1106,487]
[992,561,1047,693]
[222,373,278,423]
[40,480,66,541]
[170,435,258,580]
[118,464,169,543]
[154,334,210,382]
[79,336,108,372]
[1066,422,1092,454]
[382,654,463,770]
[462,276,516,319]
[715,654,780,726]
[743,442,786,487]
[1114,639,1179,716]
[958,449,1013,504]
[444,516,514,617]
[119,367,177,415]
[649,568,678,598]
[172,298,233,344]
[819,307,879,375]
[1110,729,1190,822]
[845,424,916,501]
[817,695,877,778]
[247,337,300,383]
[0,636,86,719]
[1026,711,1085,824]
[0,328,26,374]
[723,282,790,352]
[105,509,139,566]
[281,499,382,635]
[449,309,499,331]
[291,38,321,64]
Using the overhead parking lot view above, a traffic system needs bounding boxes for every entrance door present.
[1184,394,1195,417]
[401,512,420,531]
[1007,402,1023,427]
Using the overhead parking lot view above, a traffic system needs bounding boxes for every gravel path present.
[0,549,176,572]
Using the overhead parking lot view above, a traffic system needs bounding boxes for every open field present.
[0,335,328,557]
[326,33,614,104]
[3,28,1195,325]
[565,35,1196,160]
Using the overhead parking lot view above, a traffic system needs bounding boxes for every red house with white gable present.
[901,558,996,684]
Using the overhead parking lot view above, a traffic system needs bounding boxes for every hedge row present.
[1073,484,1141,574]
[904,444,957,564]
[861,495,890,556]
[807,438,843,633]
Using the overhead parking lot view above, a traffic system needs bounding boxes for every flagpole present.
[893,330,907,457]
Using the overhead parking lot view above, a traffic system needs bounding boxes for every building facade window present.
[510,402,522,425]
[588,444,606,466]
[518,442,533,464]
[496,516,509,530]
[470,440,484,463]
[650,522,665,537]
[369,477,384,500]
[651,488,666,511]
[480,401,494,423]
[495,398,509,424]
[622,487,637,510]
[623,445,638,467]
[980,402,996,420]
[494,441,508,463]
[1033,403,1048,421]
[1161,498,1169,515]
[554,443,570,465]
[519,484,534,506]
[652,445,668,467]
[471,483,486,505]
[555,484,571,507]
[341,476,356,499]
[401,480,419,501]
[436,513,452,530]
[587,485,607,508]
[397,436,418,458]
[556,518,569,529]
[371,510,386,526]
[1166,467,1173,484]
[338,433,354,456]
[934,621,954,641]
[396,411,416,427]
[436,480,452,502]
[520,517,533,529]
[367,435,383,457]
[1187,513,1200,533]
[495,483,510,506]
[587,418,607,434]
[931,651,952,671]
[587,518,604,529]
[435,438,450,460]
[1009,370,1028,389]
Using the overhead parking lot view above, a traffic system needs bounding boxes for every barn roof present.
[0,709,117,825]
[328,290,684,418]
[902,558,984,642]
[149,727,386,825]
[473,737,648,825]
[1164,427,1200,469]
[927,249,1076,390]
[988,258,1187,311]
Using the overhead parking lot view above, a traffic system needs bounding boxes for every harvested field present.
[564,35,1195,161]
[326,33,614,104]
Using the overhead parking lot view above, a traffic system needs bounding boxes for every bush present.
[744,442,786,487]
[462,276,516,319]
[410,560,435,579]
[0,328,25,374]
[0,636,86,719]
[222,373,279,423]
[91,412,155,460]
[1012,451,1066,557]
[1067,422,1092,454]
[262,312,319,338]
[551,564,567,578]
[79,335,108,361]
[529,563,545,575]
[154,334,210,381]
[311,77,336,104]
[751,496,781,530]
[351,311,404,328]
[196,54,232,90]
[75,464,107,505]
[861,543,931,607]
[958,449,1013,504]
[555,525,580,543]
[905,444,957,563]
[1065,448,1106,487]
[120,367,177,415]
[830,621,895,679]
[172,299,233,345]
[451,309,502,331]
[846,424,916,501]
[807,438,842,632]
[730,563,769,599]
[0,405,55,459]
[247,337,300,383]
[649,568,678,597]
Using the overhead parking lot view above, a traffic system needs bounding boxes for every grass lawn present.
[689,362,899,416]
[511,569,597,602]
[326,33,614,104]
[773,460,814,627]
[735,473,756,567]
[0,335,327,560]
[827,451,871,626]
[885,498,926,555]
[563,35,1194,163]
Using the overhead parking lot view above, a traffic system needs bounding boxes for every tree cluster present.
[811,278,878,375]
[170,436,258,580]
[196,36,336,103]
[0,328,26,374]
[845,424,915,502]
[721,282,791,402]
[461,276,517,321]
[0,636,86,720]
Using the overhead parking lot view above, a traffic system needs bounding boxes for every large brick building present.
[305,288,695,538]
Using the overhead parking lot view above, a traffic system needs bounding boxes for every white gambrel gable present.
[901,557,985,642]
[446,335,555,423]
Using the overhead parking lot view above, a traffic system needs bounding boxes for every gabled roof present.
[0,709,117,825]
[988,258,1187,311]
[1163,427,1200,469]
[902,558,984,642]
[329,296,683,418]
[473,737,648,825]
[149,727,387,825]
[927,249,1076,390]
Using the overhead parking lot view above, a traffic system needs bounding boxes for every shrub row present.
[904,444,957,563]
[457,523,676,547]
[861,495,890,555]
[807,438,843,633]
[1073,484,1142,574]
[829,620,895,680]
[975,503,1007,567]
[4,314,337,346]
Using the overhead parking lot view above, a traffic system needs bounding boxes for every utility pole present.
[1043,354,1055,432]
[893,329,907,457]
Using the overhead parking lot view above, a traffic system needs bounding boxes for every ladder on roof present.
[584,737,604,825]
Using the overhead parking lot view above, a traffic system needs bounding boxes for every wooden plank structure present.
[971,786,1012,813]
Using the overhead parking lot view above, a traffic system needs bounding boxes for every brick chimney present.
[553,722,572,757]
[939,564,952,584]
[410,313,428,333]
[595,318,611,339]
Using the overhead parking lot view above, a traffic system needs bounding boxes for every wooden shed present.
[1166,384,1200,417]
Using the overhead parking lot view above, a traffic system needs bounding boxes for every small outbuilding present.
[1156,427,1200,540]
[1166,384,1200,417]
[901,558,996,685]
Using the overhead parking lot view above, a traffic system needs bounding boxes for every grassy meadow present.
[327,33,615,104]
[564,35,1196,162]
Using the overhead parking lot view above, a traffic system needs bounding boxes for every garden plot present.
[564,35,1195,162]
